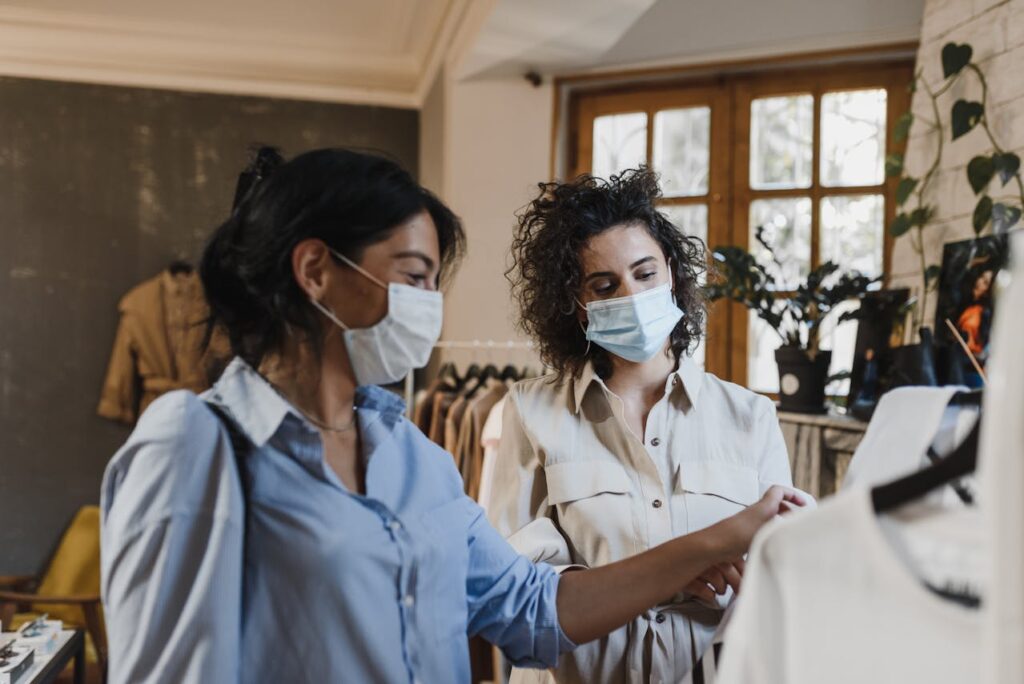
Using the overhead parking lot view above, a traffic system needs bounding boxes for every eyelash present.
[594,272,657,295]
[405,273,428,285]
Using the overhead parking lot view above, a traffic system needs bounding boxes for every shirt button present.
[403,595,415,608]
[389,520,402,531]
[652,499,663,509]
[655,613,667,624]
[650,437,661,447]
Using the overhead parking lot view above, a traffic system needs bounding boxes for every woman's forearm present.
[555,527,725,644]
[554,485,800,645]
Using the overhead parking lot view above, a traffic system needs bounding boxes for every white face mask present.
[310,249,443,386]
[579,282,683,363]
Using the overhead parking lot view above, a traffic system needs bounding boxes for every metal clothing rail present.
[403,339,536,416]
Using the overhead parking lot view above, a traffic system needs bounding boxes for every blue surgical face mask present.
[578,282,683,363]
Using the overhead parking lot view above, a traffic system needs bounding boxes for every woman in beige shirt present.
[490,167,795,683]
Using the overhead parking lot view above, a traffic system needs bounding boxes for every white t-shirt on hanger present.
[843,385,975,494]
[717,488,983,684]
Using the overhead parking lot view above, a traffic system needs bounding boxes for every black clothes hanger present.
[871,390,983,513]
[168,259,194,275]
[500,364,520,383]
[921,390,983,505]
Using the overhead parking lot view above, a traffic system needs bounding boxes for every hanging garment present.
[97,269,221,424]
[477,396,507,514]
[488,357,793,684]
[981,232,1024,684]
[842,385,976,494]
[457,380,508,500]
[716,488,982,684]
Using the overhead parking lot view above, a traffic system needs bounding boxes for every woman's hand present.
[682,559,745,607]
[707,485,807,560]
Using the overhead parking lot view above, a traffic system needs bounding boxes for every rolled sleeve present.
[465,505,576,668]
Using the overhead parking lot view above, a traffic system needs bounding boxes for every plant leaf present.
[973,196,993,234]
[890,213,912,237]
[894,112,914,142]
[910,206,934,227]
[951,100,984,140]
[941,42,973,78]
[992,203,1023,234]
[924,264,942,286]
[896,177,919,206]
[885,153,904,177]
[993,152,1021,186]
[967,155,995,194]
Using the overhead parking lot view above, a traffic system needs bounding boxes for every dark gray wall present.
[0,76,418,574]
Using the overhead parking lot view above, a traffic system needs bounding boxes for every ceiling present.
[0,0,463,107]
[461,0,924,79]
[0,0,924,107]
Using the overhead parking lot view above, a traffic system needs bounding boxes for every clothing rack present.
[403,340,535,416]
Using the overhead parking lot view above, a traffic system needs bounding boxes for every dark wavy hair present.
[201,146,465,369]
[508,166,707,381]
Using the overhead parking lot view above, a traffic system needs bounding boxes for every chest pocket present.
[545,460,636,566]
[546,460,632,504]
[674,461,760,533]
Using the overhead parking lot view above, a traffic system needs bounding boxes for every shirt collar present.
[209,357,407,446]
[571,355,704,414]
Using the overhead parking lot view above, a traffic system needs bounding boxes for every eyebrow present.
[584,256,657,282]
[392,250,437,272]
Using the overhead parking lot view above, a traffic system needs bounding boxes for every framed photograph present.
[934,234,1010,387]
[846,288,910,411]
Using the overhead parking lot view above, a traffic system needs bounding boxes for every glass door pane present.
[820,194,885,276]
[653,107,711,197]
[749,197,812,289]
[660,203,708,369]
[820,89,887,187]
[592,112,648,180]
[750,95,813,190]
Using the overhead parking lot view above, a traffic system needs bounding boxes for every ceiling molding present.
[0,4,462,108]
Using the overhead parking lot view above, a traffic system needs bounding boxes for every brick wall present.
[891,0,1023,323]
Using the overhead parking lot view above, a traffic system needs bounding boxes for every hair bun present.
[232,145,284,210]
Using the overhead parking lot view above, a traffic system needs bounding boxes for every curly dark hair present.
[508,166,707,381]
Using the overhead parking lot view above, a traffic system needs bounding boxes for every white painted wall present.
[892,0,1024,323]
[439,74,553,364]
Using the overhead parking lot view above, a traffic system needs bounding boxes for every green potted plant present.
[886,41,1023,384]
[706,227,878,413]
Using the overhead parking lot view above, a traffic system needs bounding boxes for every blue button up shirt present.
[100,358,573,683]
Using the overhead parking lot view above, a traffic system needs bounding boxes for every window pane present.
[749,197,812,289]
[820,194,884,277]
[750,95,813,190]
[592,112,648,180]
[654,107,711,197]
[821,89,887,187]
[748,311,780,393]
[660,204,708,244]
[660,203,708,369]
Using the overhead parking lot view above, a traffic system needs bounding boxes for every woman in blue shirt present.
[100,147,801,683]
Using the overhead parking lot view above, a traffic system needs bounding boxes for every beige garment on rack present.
[445,395,470,457]
[456,381,508,499]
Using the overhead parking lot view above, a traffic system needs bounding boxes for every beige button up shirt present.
[487,358,792,684]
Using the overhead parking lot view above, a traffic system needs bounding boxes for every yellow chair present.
[0,506,107,680]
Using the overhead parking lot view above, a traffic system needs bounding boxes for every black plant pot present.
[890,327,939,388]
[775,347,832,414]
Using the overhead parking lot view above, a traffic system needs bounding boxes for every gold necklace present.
[266,379,359,433]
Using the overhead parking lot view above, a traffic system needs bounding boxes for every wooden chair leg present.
[81,603,108,682]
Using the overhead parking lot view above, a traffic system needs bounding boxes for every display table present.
[777,410,868,499]
[5,630,84,684]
